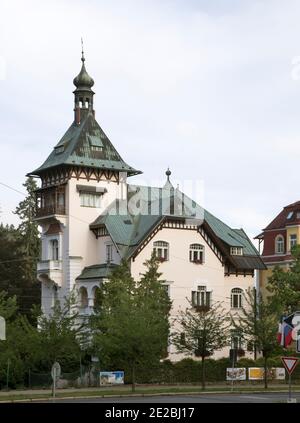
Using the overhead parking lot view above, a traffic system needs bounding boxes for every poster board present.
[248,367,286,380]
[100,371,124,385]
[226,368,246,381]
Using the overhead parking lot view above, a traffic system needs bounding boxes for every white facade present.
[35,171,257,360]
[32,56,262,361]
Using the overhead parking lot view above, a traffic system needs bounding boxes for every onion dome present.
[73,49,94,89]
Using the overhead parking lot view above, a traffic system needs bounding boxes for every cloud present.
[1,0,300,240]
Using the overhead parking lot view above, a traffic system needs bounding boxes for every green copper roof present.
[29,113,141,176]
[76,263,117,280]
[90,184,264,270]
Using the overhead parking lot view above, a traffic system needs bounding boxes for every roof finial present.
[81,37,85,63]
[166,167,171,182]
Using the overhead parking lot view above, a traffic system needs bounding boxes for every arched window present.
[275,235,284,254]
[231,288,243,309]
[189,244,204,263]
[92,286,101,309]
[79,287,88,308]
[50,239,59,261]
[153,241,169,261]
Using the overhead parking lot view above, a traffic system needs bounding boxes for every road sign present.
[51,362,61,381]
[281,357,299,375]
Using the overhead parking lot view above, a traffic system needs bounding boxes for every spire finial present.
[166,167,171,182]
[81,37,85,63]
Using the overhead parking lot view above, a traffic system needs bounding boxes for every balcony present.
[35,185,66,222]
[36,205,66,218]
[37,260,62,286]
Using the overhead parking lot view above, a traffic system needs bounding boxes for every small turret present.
[73,40,95,124]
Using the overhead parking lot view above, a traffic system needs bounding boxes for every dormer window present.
[89,136,103,152]
[230,247,243,256]
[55,145,64,154]
[287,211,294,219]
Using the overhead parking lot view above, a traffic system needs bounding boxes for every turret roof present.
[28,113,141,176]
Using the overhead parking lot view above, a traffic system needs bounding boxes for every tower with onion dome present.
[28,47,141,315]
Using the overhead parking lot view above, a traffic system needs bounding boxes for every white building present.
[28,52,265,359]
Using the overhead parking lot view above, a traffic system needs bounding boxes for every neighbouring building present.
[255,201,300,297]
[28,51,265,360]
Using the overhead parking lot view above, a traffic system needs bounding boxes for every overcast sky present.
[1,0,300,243]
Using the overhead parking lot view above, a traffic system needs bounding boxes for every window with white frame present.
[191,286,211,308]
[275,235,284,254]
[80,192,101,208]
[153,241,169,261]
[50,239,59,261]
[289,234,297,251]
[230,247,243,256]
[231,288,243,309]
[106,244,113,263]
[189,244,204,263]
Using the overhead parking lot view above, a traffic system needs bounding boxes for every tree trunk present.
[264,356,268,389]
[131,363,136,393]
[201,356,206,390]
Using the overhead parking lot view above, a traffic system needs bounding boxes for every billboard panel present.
[226,368,246,381]
[248,367,286,380]
[100,371,124,386]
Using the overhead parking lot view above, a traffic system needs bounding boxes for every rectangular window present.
[230,247,243,256]
[290,234,297,251]
[106,244,113,263]
[50,240,59,261]
[80,192,101,208]
[191,286,211,308]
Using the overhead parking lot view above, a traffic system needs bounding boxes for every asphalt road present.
[38,392,300,403]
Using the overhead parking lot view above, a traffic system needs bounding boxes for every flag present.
[278,314,294,347]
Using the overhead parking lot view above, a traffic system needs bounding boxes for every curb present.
[1,389,299,403]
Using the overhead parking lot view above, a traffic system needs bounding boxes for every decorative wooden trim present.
[40,166,121,187]
[198,225,224,265]
[92,225,109,239]
[132,219,165,260]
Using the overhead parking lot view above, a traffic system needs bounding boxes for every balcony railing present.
[37,260,62,272]
[36,205,66,218]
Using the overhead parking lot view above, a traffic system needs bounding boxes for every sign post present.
[51,362,61,401]
[0,316,6,341]
[281,357,299,403]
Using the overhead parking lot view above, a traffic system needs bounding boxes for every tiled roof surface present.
[29,113,141,176]
[263,201,300,231]
[90,184,263,269]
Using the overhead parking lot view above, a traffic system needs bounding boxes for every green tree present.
[30,291,88,372]
[172,301,230,390]
[267,245,300,316]
[91,256,171,392]
[11,177,41,317]
[231,288,280,389]
[14,177,40,281]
